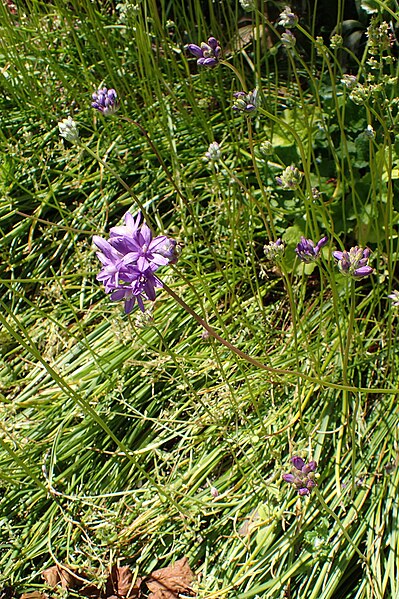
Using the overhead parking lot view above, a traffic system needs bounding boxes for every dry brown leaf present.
[146,557,194,599]
[41,566,60,587]
[106,565,141,598]
[41,564,90,592]
[20,593,47,599]
[79,583,103,598]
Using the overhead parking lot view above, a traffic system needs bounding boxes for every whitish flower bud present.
[264,238,285,262]
[58,116,79,144]
[281,30,296,48]
[276,165,302,190]
[204,141,221,164]
[278,6,298,28]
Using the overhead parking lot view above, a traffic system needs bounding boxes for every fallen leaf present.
[146,557,194,599]
[79,583,102,598]
[20,593,47,599]
[41,564,89,591]
[106,565,141,598]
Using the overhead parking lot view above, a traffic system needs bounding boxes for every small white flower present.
[365,124,375,138]
[204,141,221,164]
[58,116,79,143]
[278,6,298,28]
[239,0,256,11]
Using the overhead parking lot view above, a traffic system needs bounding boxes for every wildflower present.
[204,141,221,165]
[109,264,162,314]
[187,36,221,67]
[295,236,328,263]
[276,165,302,190]
[91,87,119,116]
[311,187,321,199]
[282,456,318,496]
[264,238,285,262]
[258,140,273,157]
[58,116,79,144]
[388,290,399,306]
[278,6,298,28]
[367,18,392,55]
[341,74,357,90]
[93,236,130,293]
[281,30,296,48]
[93,211,177,313]
[365,124,375,138]
[333,246,373,278]
[330,34,343,49]
[113,226,173,272]
[349,84,370,105]
[232,89,259,114]
[239,0,256,10]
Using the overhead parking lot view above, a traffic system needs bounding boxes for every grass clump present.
[1,0,399,598]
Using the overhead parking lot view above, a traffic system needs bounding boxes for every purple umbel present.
[91,87,119,116]
[333,246,373,278]
[295,236,328,263]
[186,36,221,67]
[93,212,178,314]
[282,456,318,496]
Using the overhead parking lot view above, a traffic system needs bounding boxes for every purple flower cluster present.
[92,87,119,116]
[296,236,328,263]
[333,246,373,278]
[232,89,259,114]
[282,456,318,496]
[93,212,178,314]
[187,37,221,67]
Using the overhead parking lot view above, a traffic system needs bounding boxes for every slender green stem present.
[162,279,399,395]
[220,60,247,90]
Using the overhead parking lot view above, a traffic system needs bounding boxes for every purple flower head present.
[232,89,259,114]
[93,212,177,313]
[110,265,162,314]
[91,87,119,116]
[93,236,127,293]
[388,290,399,306]
[333,246,373,279]
[282,456,318,496]
[186,36,221,67]
[295,236,328,263]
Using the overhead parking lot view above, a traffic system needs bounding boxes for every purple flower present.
[232,89,259,114]
[333,246,373,278]
[91,87,119,116]
[93,236,127,293]
[110,265,162,314]
[388,290,399,306]
[295,236,328,263]
[93,212,177,313]
[186,36,221,67]
[282,456,318,496]
[109,211,142,239]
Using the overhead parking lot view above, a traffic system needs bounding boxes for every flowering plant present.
[282,456,318,496]
[333,246,373,279]
[93,212,178,314]
[186,37,221,67]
